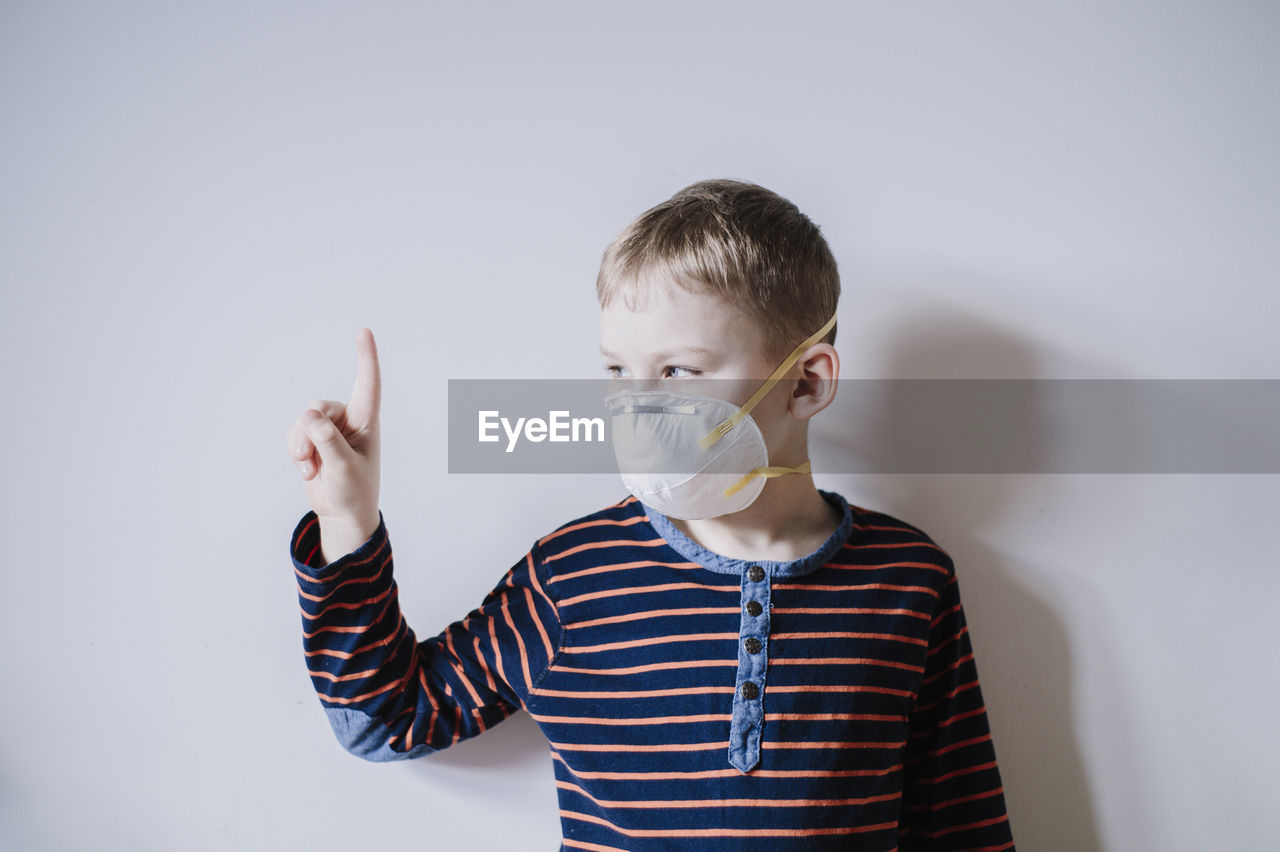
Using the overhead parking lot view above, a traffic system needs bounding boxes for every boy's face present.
[600,276,838,472]
[599,281,808,456]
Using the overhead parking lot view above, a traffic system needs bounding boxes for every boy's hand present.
[286,328,382,561]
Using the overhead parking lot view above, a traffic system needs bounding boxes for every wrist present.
[317,511,381,564]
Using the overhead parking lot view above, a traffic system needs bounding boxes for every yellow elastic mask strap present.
[698,311,838,450]
[723,459,812,498]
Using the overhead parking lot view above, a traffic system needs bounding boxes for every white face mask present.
[604,312,837,520]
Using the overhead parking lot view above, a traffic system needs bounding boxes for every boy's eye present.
[602,365,701,378]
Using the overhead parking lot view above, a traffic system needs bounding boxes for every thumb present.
[302,409,356,469]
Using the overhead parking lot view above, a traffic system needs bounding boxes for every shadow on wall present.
[404,707,555,791]
[815,305,1110,852]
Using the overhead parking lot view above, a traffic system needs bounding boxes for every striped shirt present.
[290,489,1015,851]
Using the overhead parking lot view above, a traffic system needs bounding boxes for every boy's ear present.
[789,344,839,420]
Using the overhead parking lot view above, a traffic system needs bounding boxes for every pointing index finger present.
[349,327,382,424]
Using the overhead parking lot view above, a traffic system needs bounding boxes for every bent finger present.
[287,420,314,461]
[301,409,355,469]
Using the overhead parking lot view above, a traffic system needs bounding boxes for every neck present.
[668,474,844,563]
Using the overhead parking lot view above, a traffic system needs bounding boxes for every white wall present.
[2,2,1277,850]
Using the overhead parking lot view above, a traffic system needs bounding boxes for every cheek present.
[753,393,804,450]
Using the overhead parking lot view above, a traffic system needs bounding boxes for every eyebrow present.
[600,345,715,361]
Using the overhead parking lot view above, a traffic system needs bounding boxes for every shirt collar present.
[640,489,855,577]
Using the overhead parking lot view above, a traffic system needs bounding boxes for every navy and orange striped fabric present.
[291,489,1015,851]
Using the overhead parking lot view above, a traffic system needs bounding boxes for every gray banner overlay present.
[448,379,1280,473]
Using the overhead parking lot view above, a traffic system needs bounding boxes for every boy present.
[285,179,1015,850]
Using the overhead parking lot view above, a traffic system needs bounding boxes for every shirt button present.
[744,637,762,654]
[746,600,763,616]
[748,565,765,582]
[741,681,759,699]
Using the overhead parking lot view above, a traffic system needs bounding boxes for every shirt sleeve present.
[289,510,563,761]
[898,557,1016,851]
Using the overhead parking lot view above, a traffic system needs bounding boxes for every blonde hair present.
[596,178,839,364]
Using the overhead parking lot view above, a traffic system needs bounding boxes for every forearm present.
[295,510,403,695]
[289,510,544,761]
[293,510,437,759]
